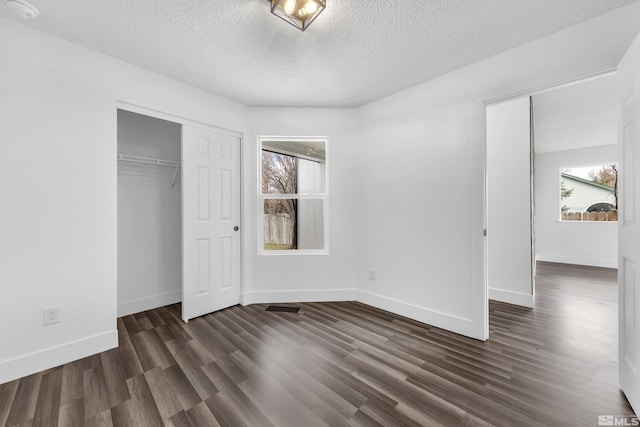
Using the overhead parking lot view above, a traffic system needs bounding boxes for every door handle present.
[234,226,239,231]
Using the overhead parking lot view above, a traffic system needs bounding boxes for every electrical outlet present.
[43,306,61,325]
[369,269,377,281]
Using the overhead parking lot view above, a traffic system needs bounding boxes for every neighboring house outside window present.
[560,166,618,221]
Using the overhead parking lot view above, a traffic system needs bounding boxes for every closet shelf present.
[117,154,181,188]
[117,153,180,168]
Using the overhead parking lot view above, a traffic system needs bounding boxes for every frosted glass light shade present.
[270,0,326,31]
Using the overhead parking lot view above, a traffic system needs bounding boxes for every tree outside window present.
[262,151,298,249]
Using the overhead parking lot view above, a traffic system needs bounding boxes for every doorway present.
[116,106,243,322]
[485,73,619,311]
[484,74,626,415]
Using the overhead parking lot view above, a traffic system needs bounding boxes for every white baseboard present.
[242,289,357,305]
[0,329,118,385]
[488,288,534,308]
[356,290,482,340]
[536,254,617,269]
[243,288,484,340]
[118,289,182,317]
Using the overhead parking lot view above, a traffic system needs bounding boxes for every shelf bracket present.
[170,164,180,188]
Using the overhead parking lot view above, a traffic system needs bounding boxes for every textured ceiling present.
[1,0,637,107]
[533,74,618,154]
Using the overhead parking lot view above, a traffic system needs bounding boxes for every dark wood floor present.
[0,262,634,426]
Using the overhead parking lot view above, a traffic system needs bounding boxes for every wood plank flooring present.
[0,262,634,426]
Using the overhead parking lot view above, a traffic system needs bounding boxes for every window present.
[560,164,618,221]
[259,137,328,253]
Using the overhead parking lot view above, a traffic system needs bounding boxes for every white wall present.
[356,97,485,338]
[244,108,359,304]
[533,74,617,154]
[0,44,117,385]
[0,18,248,384]
[535,145,618,268]
[355,2,640,340]
[486,97,534,308]
[117,110,182,316]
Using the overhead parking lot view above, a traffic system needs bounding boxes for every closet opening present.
[117,109,183,317]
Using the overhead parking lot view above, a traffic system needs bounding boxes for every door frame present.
[115,100,246,311]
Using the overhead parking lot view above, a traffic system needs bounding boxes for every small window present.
[259,137,328,254]
[560,164,618,222]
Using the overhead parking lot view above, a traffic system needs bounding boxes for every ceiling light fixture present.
[270,0,325,31]
[4,0,39,19]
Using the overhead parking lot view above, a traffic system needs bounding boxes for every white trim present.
[243,289,483,339]
[0,330,118,385]
[258,250,329,256]
[356,290,482,340]
[242,289,356,305]
[472,97,489,341]
[117,290,182,317]
[484,69,617,107]
[259,135,329,143]
[536,253,618,269]
[555,220,618,224]
[488,288,535,308]
[239,135,246,312]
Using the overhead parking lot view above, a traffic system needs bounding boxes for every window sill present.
[258,249,330,256]
[555,220,618,224]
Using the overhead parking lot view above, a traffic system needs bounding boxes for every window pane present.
[261,140,326,194]
[297,157,326,194]
[263,198,324,250]
[560,164,618,221]
[262,151,297,194]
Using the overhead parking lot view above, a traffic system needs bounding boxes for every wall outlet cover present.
[43,306,61,325]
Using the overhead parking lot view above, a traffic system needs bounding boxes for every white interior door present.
[182,125,241,322]
[619,33,640,415]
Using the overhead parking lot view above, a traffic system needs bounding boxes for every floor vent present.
[265,306,300,313]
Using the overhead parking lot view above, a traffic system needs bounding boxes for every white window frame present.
[258,136,329,255]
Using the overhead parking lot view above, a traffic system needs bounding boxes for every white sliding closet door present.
[181,125,242,322]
